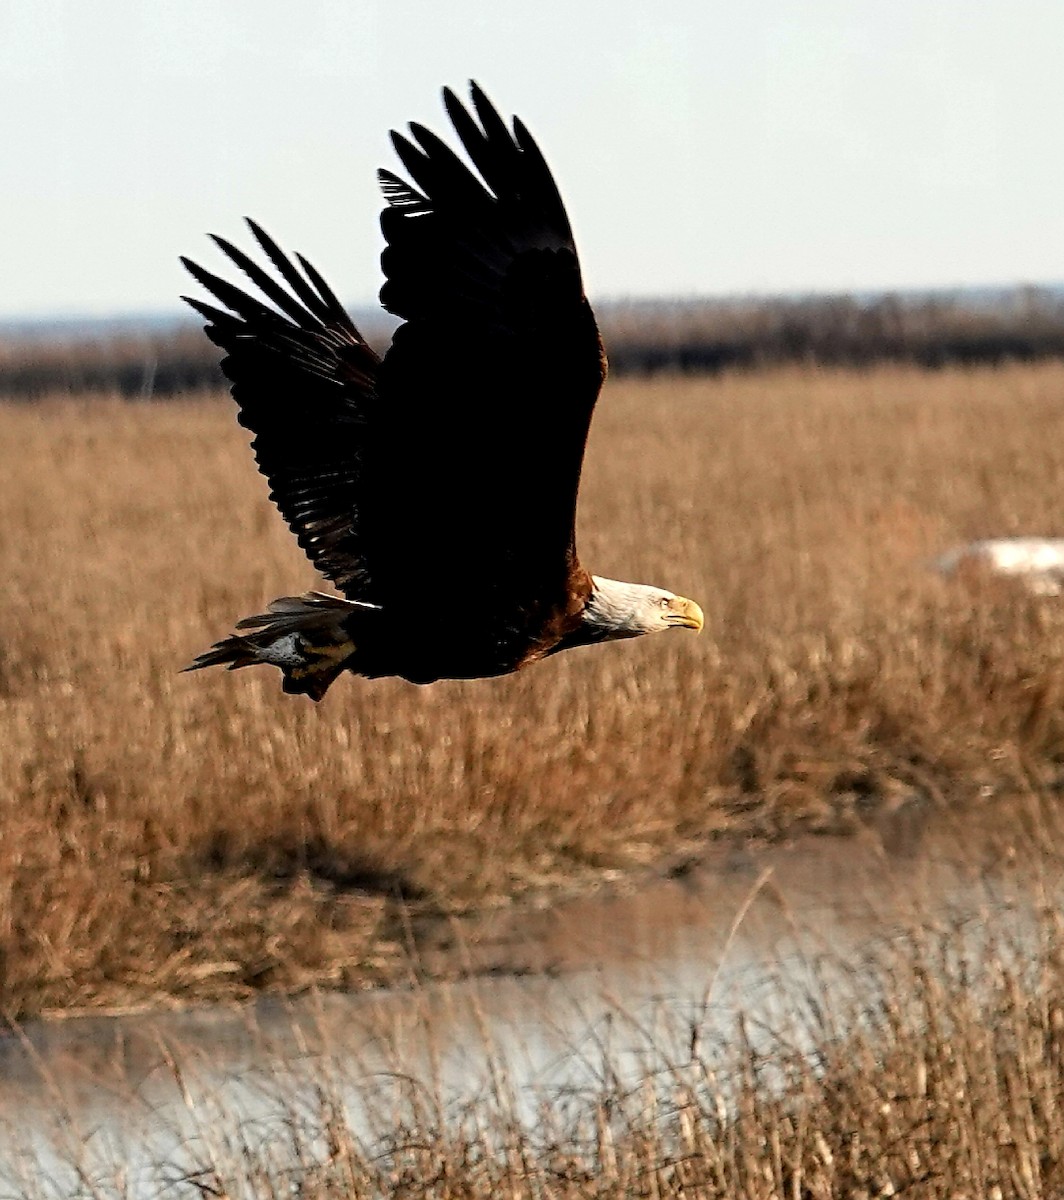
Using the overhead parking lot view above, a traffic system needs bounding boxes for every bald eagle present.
[183,83,703,700]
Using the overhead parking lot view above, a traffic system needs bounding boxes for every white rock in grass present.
[934,538,1064,596]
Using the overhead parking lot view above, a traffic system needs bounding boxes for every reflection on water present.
[0,794,1055,1194]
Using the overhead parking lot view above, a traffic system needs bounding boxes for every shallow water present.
[0,792,1055,1195]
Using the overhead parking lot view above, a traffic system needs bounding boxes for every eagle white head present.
[581,575,705,641]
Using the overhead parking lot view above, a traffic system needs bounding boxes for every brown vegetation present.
[188,912,1064,1197]
[603,286,1064,374]
[3,363,1064,1018]
[14,878,1064,1198]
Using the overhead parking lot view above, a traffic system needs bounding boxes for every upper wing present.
[181,221,380,599]
[183,84,606,617]
[367,82,607,603]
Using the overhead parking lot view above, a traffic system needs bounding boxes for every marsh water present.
[0,792,1057,1194]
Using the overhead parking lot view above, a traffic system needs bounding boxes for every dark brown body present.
[351,567,593,684]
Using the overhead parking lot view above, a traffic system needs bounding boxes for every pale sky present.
[1,0,1063,319]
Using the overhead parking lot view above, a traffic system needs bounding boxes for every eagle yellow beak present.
[666,596,704,632]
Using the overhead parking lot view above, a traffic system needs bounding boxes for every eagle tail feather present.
[184,591,378,701]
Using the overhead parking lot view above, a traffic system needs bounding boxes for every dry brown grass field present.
[99,913,1064,1197]
[4,362,1064,1018]
[11,856,1064,1198]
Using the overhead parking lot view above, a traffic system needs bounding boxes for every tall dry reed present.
[2,363,1064,1015]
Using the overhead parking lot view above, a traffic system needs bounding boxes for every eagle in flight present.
[183,83,703,699]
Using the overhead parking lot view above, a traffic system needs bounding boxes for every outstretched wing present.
[181,221,380,599]
[367,82,607,606]
[184,84,606,624]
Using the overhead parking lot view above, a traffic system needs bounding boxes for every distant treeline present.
[4,288,1064,400]
[0,328,224,401]
[601,288,1064,375]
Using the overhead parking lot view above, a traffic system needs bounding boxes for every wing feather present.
[206,235,318,328]
[185,85,605,645]
[182,225,380,598]
[244,218,346,328]
[370,83,606,615]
